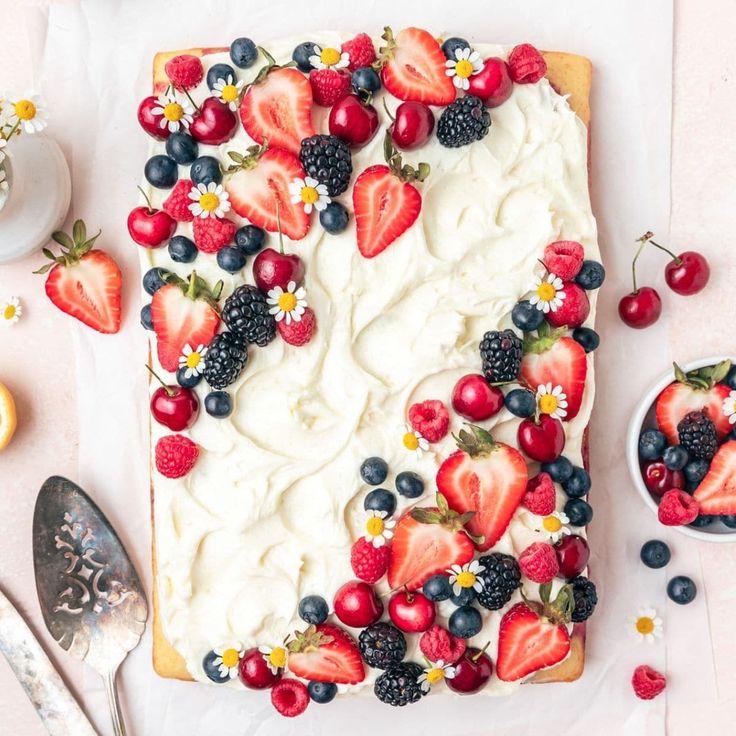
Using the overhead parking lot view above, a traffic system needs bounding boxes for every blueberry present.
[168,235,198,263]
[572,327,599,353]
[689,514,715,528]
[308,680,337,704]
[298,595,329,624]
[216,245,247,274]
[423,574,452,602]
[395,470,424,499]
[667,575,697,605]
[176,366,202,388]
[441,37,471,60]
[564,498,593,526]
[725,364,736,390]
[234,224,266,255]
[640,540,671,569]
[140,303,153,331]
[202,649,230,684]
[144,154,178,189]
[142,266,169,295]
[360,457,388,485]
[541,456,574,483]
[448,605,482,639]
[575,260,606,290]
[562,467,591,498]
[363,488,397,516]
[722,515,736,529]
[504,388,536,418]
[450,587,476,607]
[292,41,318,72]
[319,201,350,235]
[511,300,545,332]
[683,458,710,485]
[165,132,198,165]
[663,445,689,471]
[207,62,237,91]
[230,37,258,68]
[190,155,222,186]
[204,390,233,418]
[352,66,381,94]
[638,429,667,460]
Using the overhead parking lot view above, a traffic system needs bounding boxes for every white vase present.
[0,132,71,264]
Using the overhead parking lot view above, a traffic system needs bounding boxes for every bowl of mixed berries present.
[627,357,736,541]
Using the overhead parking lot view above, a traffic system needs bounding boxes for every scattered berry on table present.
[165,132,198,165]
[216,245,247,274]
[663,445,689,471]
[155,434,199,478]
[474,553,521,610]
[140,303,153,330]
[639,429,667,460]
[640,539,671,569]
[480,329,523,383]
[271,678,309,717]
[142,267,169,295]
[570,576,598,622]
[450,587,476,607]
[374,662,426,707]
[352,66,381,95]
[162,179,195,222]
[292,41,318,72]
[541,456,574,483]
[437,96,491,148]
[448,605,482,639]
[507,43,547,84]
[351,537,390,584]
[543,241,584,281]
[360,457,389,485]
[310,68,352,107]
[342,33,376,71]
[176,366,202,389]
[522,472,556,516]
[664,250,710,296]
[422,574,452,602]
[168,235,198,263]
[562,466,591,498]
[408,399,449,443]
[202,649,232,684]
[518,542,559,583]
[504,387,536,418]
[230,37,258,68]
[511,299,545,332]
[298,595,329,625]
[667,575,697,604]
[204,390,233,418]
[564,498,594,526]
[308,681,337,704]
[144,154,178,189]
[677,411,718,460]
[165,54,204,91]
[631,665,666,700]
[190,155,223,186]
[358,622,407,669]
[192,216,237,253]
[319,201,349,234]
[363,488,397,515]
[657,488,700,526]
[222,285,276,347]
[299,134,352,196]
[572,326,599,353]
[441,37,470,60]
[395,470,424,499]
[234,224,266,255]
[419,624,466,664]
[202,331,248,390]
[575,259,606,290]
[619,286,662,329]
[689,514,715,528]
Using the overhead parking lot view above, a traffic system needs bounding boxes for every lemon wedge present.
[0,381,17,450]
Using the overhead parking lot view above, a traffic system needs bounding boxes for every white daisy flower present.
[444,47,484,90]
[536,383,568,420]
[363,509,396,548]
[447,559,486,596]
[401,424,429,459]
[628,607,664,643]
[188,182,231,219]
[212,75,245,111]
[4,93,47,134]
[529,273,566,313]
[259,644,288,675]
[212,643,244,679]
[178,343,208,378]
[0,296,22,325]
[309,45,350,70]
[723,390,736,425]
[151,93,194,133]
[267,281,307,325]
[418,660,456,692]
[288,176,330,214]
[535,511,571,543]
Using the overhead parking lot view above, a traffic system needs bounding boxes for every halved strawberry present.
[387,494,476,590]
[520,324,588,421]
[150,272,221,371]
[240,66,314,156]
[437,425,528,551]
[693,440,736,514]
[287,624,365,685]
[655,361,732,443]
[378,27,455,106]
[225,144,310,241]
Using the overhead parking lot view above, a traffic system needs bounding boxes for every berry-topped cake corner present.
[131,26,601,715]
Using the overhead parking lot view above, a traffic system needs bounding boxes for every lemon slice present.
[0,381,17,450]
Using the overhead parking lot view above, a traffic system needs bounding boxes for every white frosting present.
[141,33,599,696]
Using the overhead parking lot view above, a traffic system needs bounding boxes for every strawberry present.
[545,281,590,329]
[419,624,466,664]
[287,624,365,685]
[278,306,316,346]
[408,400,450,443]
[543,241,584,281]
[631,665,666,700]
[520,324,588,421]
[270,679,309,717]
[192,216,236,253]
[351,537,390,584]
[163,179,195,222]
[518,542,559,583]
[377,27,455,106]
[522,472,556,516]
[342,33,376,71]
[225,143,310,241]
[309,69,351,107]
[496,585,573,682]
[165,54,204,91]
[657,489,700,526]
[693,440,736,514]
[655,361,732,443]
[155,434,199,478]
[35,220,122,334]
[150,272,222,371]
[387,494,476,590]
[436,425,528,551]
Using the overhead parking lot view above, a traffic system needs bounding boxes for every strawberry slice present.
[693,440,736,514]
[378,27,455,106]
[655,361,732,443]
[225,144,310,241]
[387,494,476,590]
[151,272,221,371]
[240,65,315,156]
[437,425,528,551]
[287,624,365,685]
[520,325,588,421]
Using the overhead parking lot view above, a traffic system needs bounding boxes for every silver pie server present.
[33,476,148,736]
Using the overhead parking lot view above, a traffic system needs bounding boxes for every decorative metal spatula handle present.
[104,668,127,736]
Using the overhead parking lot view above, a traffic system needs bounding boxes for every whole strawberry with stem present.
[618,231,662,329]
[645,232,710,295]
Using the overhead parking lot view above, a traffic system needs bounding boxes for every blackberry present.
[222,285,276,347]
[374,662,425,707]
[299,134,352,196]
[437,96,491,148]
[358,622,406,669]
[677,411,718,460]
[479,329,523,383]
[202,332,248,389]
[570,576,597,623]
[475,553,521,610]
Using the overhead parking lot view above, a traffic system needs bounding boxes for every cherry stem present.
[381,96,395,121]
[145,364,175,396]
[631,235,650,293]
[184,88,200,113]
[648,239,682,264]
[136,185,155,213]
[472,641,492,662]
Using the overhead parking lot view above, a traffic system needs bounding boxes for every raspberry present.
[408,400,450,443]
[543,241,584,281]
[155,434,199,479]
[192,216,236,253]
[270,678,310,717]
[164,54,204,91]
[546,281,591,329]
[508,44,547,84]
[351,537,390,584]
[278,306,316,346]
[162,179,195,222]
[309,69,351,107]
[658,488,700,526]
[631,665,666,700]
[342,33,376,71]
[419,625,466,664]
[518,542,559,583]
[522,472,556,516]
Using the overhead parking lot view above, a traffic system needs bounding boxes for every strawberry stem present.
[648,239,682,265]
[145,364,175,396]
[186,271,198,299]
[137,185,155,214]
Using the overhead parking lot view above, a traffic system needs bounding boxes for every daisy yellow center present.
[199,192,220,212]
[320,47,341,66]
[366,517,385,536]
[185,352,201,369]
[163,101,184,121]
[426,668,445,684]
[456,571,477,589]
[455,59,474,78]
[300,186,319,205]
[269,647,287,669]
[278,292,297,312]
[539,395,559,414]
[3,305,16,320]
[543,516,562,533]
[403,432,420,451]
[636,616,655,635]
[221,84,239,102]
[221,648,240,668]
[537,282,556,301]
[14,99,36,120]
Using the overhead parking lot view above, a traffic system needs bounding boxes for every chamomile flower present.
[178,343,208,378]
[211,643,244,679]
[363,509,396,548]
[722,390,736,425]
[309,45,350,70]
[628,607,664,643]
[289,176,331,214]
[212,75,245,111]
[267,281,307,325]
[529,273,566,313]
[151,93,194,133]
[418,660,456,692]
[259,644,288,675]
[401,424,429,458]
[188,182,231,219]
[536,383,568,420]
[444,47,483,90]
[0,297,22,325]
[524,510,571,543]
[447,560,486,596]
[4,93,47,134]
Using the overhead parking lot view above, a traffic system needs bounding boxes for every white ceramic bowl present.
[626,355,736,542]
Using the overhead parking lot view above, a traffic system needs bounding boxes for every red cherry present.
[665,251,710,295]
[446,647,493,694]
[517,414,565,463]
[127,206,177,248]
[333,580,383,628]
[555,534,590,579]
[618,287,662,329]
[238,647,281,689]
[451,374,504,422]
[252,248,305,293]
[137,96,170,140]
[467,58,513,107]
[642,461,684,497]
[151,385,199,431]
[189,97,238,145]
[329,94,379,147]
[389,102,435,150]
[388,590,436,633]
